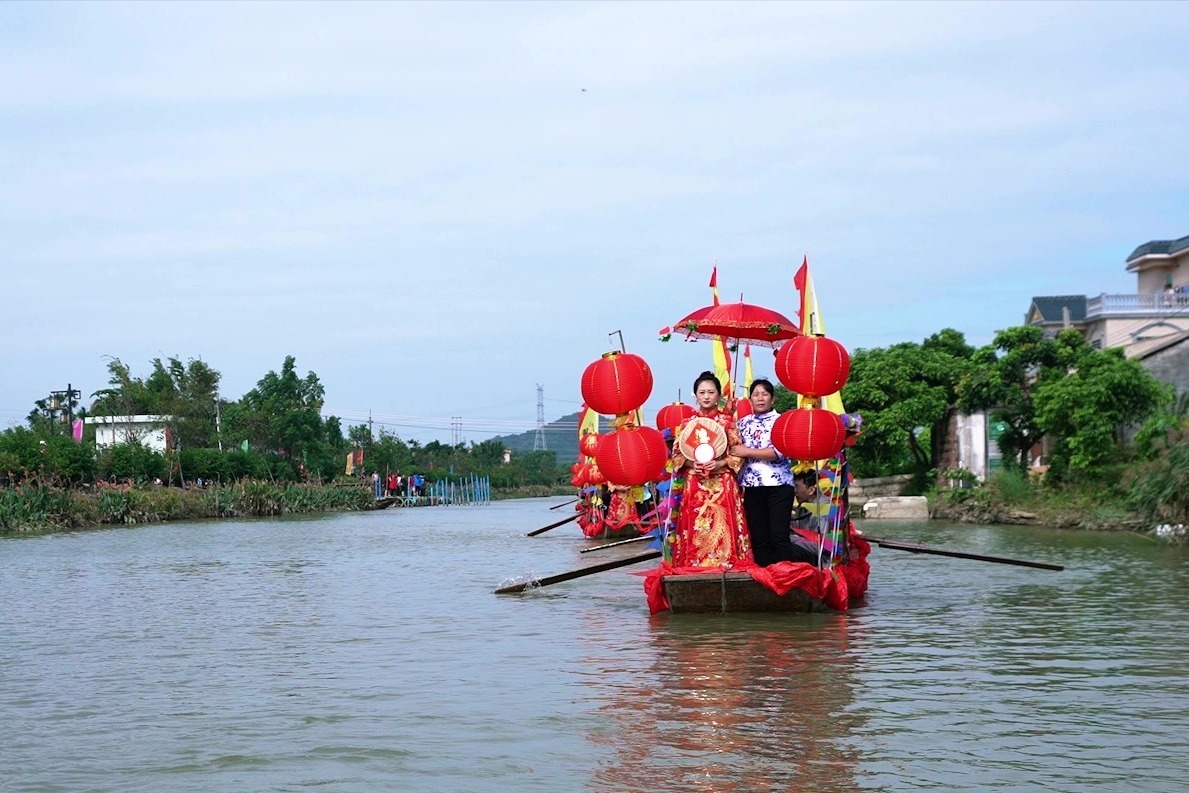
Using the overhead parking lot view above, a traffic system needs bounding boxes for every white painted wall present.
[88,415,169,452]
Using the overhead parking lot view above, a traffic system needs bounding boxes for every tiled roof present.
[1028,295,1087,324]
[1126,234,1189,262]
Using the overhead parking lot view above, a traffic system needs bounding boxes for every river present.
[2,499,1186,792]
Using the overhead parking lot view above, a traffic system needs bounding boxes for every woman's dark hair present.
[749,378,775,397]
[693,370,721,394]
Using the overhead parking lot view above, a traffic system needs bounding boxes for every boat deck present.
[662,571,826,614]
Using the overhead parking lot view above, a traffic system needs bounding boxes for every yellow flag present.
[795,256,845,414]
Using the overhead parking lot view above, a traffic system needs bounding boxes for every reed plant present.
[0,481,373,534]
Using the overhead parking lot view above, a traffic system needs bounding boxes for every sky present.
[3,1,1188,443]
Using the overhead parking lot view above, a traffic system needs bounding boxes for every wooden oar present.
[864,536,1064,571]
[549,498,579,511]
[526,513,579,537]
[580,534,654,554]
[495,550,662,594]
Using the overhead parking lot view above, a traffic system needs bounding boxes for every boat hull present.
[661,571,827,614]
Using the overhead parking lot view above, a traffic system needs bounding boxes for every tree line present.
[4,326,1186,521]
[2,355,569,490]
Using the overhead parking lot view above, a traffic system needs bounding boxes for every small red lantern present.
[655,402,696,433]
[775,335,851,398]
[772,408,847,461]
[587,461,607,486]
[579,432,601,459]
[580,351,654,416]
[596,426,668,486]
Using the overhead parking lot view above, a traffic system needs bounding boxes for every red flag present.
[793,255,808,292]
[708,266,717,290]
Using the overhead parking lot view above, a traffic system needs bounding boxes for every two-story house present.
[942,234,1189,483]
[1025,233,1189,393]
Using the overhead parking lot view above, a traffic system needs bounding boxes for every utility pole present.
[48,383,81,435]
[368,410,374,441]
[533,384,547,451]
[215,397,223,452]
[452,417,462,446]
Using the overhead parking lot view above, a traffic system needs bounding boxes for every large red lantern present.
[580,352,654,416]
[772,408,847,461]
[596,426,668,486]
[579,432,601,459]
[775,335,851,398]
[655,402,696,433]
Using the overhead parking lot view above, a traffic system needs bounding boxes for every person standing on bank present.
[731,378,799,566]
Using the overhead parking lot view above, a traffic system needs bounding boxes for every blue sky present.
[3,1,1188,442]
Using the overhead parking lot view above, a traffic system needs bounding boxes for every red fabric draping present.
[641,528,871,614]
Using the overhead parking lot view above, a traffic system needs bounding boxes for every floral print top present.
[736,410,794,488]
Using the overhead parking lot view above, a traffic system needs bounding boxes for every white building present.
[88,415,170,452]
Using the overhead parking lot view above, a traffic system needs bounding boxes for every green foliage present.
[1034,348,1171,479]
[958,327,1089,468]
[840,329,974,478]
[0,481,373,533]
[1125,423,1189,524]
[229,355,329,462]
[97,443,166,483]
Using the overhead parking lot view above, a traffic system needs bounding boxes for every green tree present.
[958,327,1089,469]
[231,356,327,462]
[839,329,974,479]
[1034,347,1171,479]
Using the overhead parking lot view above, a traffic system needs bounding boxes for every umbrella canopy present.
[671,301,799,347]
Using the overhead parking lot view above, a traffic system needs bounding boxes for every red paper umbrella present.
[597,426,668,486]
[671,302,799,348]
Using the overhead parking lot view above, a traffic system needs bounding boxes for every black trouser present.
[744,484,798,566]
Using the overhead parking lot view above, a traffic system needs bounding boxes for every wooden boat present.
[661,571,827,613]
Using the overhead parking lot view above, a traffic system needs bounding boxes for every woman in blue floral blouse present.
[731,378,812,566]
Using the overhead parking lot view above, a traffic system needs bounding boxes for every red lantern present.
[587,461,607,486]
[771,408,847,461]
[655,402,696,432]
[579,432,601,459]
[596,426,668,486]
[734,397,753,420]
[775,335,851,397]
[580,352,654,416]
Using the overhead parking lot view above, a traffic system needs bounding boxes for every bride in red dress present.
[669,371,753,568]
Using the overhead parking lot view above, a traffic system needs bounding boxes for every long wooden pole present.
[549,498,579,511]
[865,536,1064,571]
[495,550,661,594]
[526,513,579,537]
[580,534,653,554]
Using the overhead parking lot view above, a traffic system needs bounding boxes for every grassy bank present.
[0,481,374,534]
[930,470,1151,532]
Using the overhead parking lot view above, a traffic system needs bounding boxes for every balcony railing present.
[1086,291,1189,318]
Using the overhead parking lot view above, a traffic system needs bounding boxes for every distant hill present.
[493,411,583,462]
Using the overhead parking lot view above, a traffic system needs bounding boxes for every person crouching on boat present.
[787,469,831,564]
[668,371,753,568]
[730,378,807,566]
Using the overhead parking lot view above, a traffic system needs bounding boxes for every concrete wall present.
[849,473,913,509]
[88,415,169,453]
[1142,339,1189,396]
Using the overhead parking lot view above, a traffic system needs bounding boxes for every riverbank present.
[0,481,374,534]
[929,477,1151,533]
